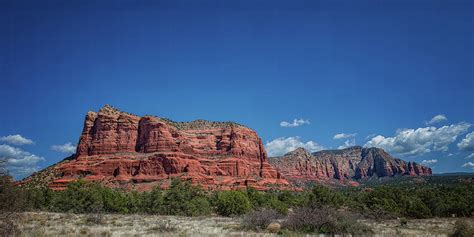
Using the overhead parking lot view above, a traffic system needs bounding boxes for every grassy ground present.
[14,212,474,237]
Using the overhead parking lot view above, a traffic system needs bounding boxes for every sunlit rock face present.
[48,105,289,191]
[268,146,431,186]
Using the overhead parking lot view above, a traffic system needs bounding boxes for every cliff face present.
[47,105,288,191]
[268,146,431,186]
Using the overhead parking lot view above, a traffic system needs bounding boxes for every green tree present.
[215,190,251,216]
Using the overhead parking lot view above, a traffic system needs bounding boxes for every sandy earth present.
[15,212,473,237]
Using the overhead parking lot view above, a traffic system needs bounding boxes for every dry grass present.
[14,212,474,237]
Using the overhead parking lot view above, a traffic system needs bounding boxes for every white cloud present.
[0,144,44,179]
[462,162,474,169]
[457,132,474,151]
[265,136,325,156]
[447,153,454,157]
[338,139,356,149]
[51,142,76,154]
[421,159,438,165]
[425,114,448,125]
[0,134,34,146]
[280,119,310,128]
[334,133,357,140]
[466,153,474,159]
[364,122,471,156]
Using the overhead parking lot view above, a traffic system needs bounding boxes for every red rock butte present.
[46,105,289,191]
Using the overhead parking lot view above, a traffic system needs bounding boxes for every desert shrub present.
[49,180,103,213]
[162,179,211,216]
[148,220,177,233]
[451,220,474,237]
[265,196,288,214]
[99,187,128,213]
[277,190,308,207]
[215,190,251,216]
[309,185,344,208]
[0,175,24,236]
[244,188,294,214]
[283,206,372,234]
[125,191,146,213]
[399,217,408,226]
[246,187,267,208]
[143,186,164,214]
[85,212,104,225]
[0,175,19,211]
[242,208,283,230]
[405,197,432,218]
[22,187,54,211]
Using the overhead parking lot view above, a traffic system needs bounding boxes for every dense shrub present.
[4,174,473,221]
[0,176,19,211]
[143,186,164,214]
[215,190,251,216]
[161,179,211,216]
[309,185,344,208]
[0,175,23,236]
[406,197,432,218]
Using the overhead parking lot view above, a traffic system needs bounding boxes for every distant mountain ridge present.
[268,146,432,186]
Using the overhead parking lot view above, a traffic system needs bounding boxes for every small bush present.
[399,217,408,226]
[242,208,283,230]
[451,220,474,237]
[266,222,281,233]
[215,190,251,216]
[283,206,372,234]
[85,213,104,225]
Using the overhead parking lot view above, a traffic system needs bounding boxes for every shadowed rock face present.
[268,146,431,186]
[33,105,289,191]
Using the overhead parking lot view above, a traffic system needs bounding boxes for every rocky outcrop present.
[268,146,431,186]
[39,105,289,191]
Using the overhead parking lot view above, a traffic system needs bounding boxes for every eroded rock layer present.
[268,146,431,186]
[45,105,288,191]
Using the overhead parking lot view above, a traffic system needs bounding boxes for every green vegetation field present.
[1,174,473,236]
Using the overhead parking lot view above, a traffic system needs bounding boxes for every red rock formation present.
[268,146,431,186]
[48,105,288,191]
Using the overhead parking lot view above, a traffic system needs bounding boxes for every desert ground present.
[15,212,473,237]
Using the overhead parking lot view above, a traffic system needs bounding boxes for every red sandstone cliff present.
[268,146,431,186]
[44,105,288,191]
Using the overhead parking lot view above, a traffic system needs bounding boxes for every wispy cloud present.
[425,114,447,125]
[280,119,310,128]
[365,134,377,140]
[51,142,76,154]
[0,134,34,146]
[265,136,325,156]
[364,122,471,156]
[333,133,357,140]
[466,153,474,160]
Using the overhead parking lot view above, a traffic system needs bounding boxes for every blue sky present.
[1,0,473,179]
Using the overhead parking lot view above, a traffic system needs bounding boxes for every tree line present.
[1,176,473,219]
